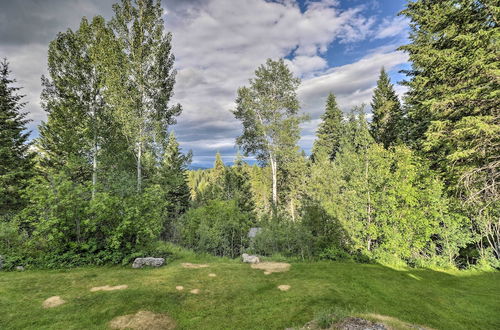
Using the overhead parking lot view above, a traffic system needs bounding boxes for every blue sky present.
[0,0,410,168]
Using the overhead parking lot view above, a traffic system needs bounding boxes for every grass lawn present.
[1,258,499,329]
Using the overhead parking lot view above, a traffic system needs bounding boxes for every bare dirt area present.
[42,296,65,308]
[181,263,209,269]
[90,285,128,292]
[278,285,291,291]
[109,310,176,330]
[251,262,291,274]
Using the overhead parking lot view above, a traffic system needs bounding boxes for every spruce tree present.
[312,92,344,160]
[400,0,500,259]
[157,132,191,237]
[0,59,33,216]
[213,152,225,178]
[370,67,404,148]
[223,155,255,215]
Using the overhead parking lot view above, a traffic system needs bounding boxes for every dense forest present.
[0,0,498,271]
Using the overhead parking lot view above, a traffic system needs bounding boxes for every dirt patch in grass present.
[365,313,435,329]
[251,262,291,274]
[278,285,291,291]
[190,289,200,294]
[208,273,216,277]
[109,311,176,330]
[181,263,209,269]
[42,296,65,308]
[175,286,184,291]
[90,285,128,292]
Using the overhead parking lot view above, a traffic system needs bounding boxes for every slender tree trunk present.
[137,139,142,192]
[365,151,372,251]
[92,139,97,199]
[270,154,277,207]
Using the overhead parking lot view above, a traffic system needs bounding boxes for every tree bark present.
[92,139,97,199]
[137,139,142,192]
[270,154,277,207]
[365,151,372,251]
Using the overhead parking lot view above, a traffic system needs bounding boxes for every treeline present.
[1,0,498,269]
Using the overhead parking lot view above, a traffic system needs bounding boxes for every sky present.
[0,0,410,168]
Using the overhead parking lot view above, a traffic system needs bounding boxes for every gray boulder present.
[247,227,262,238]
[16,266,24,271]
[132,257,165,269]
[242,253,260,264]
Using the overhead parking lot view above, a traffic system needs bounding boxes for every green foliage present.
[0,59,33,216]
[312,92,344,160]
[10,173,167,268]
[156,132,191,238]
[252,214,316,259]
[177,200,252,258]
[233,58,308,206]
[399,0,500,264]
[370,67,404,148]
[308,108,469,265]
[190,154,256,217]
[110,0,181,191]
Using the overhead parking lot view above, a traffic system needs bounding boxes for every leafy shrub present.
[6,174,169,269]
[319,246,352,261]
[177,199,252,258]
[251,215,316,259]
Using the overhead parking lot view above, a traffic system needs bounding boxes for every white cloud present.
[1,0,411,165]
[165,0,389,162]
[296,50,409,153]
[375,16,409,39]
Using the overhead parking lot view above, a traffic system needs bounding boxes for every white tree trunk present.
[270,155,277,207]
[92,140,97,199]
[137,140,142,192]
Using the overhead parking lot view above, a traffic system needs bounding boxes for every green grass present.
[1,259,499,329]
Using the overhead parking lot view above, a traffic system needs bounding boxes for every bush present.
[177,199,252,258]
[251,214,316,259]
[6,174,169,269]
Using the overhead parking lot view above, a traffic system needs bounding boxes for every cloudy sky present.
[0,0,410,167]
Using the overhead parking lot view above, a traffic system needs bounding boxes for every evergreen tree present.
[370,67,404,148]
[110,0,182,192]
[400,0,500,260]
[0,59,33,216]
[213,152,225,179]
[223,155,255,215]
[157,132,191,237]
[312,92,344,160]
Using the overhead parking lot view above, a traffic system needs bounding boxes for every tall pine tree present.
[157,131,191,237]
[312,92,344,160]
[0,59,33,216]
[370,67,404,148]
[400,0,500,259]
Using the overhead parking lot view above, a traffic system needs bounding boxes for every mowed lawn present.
[1,259,499,330]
